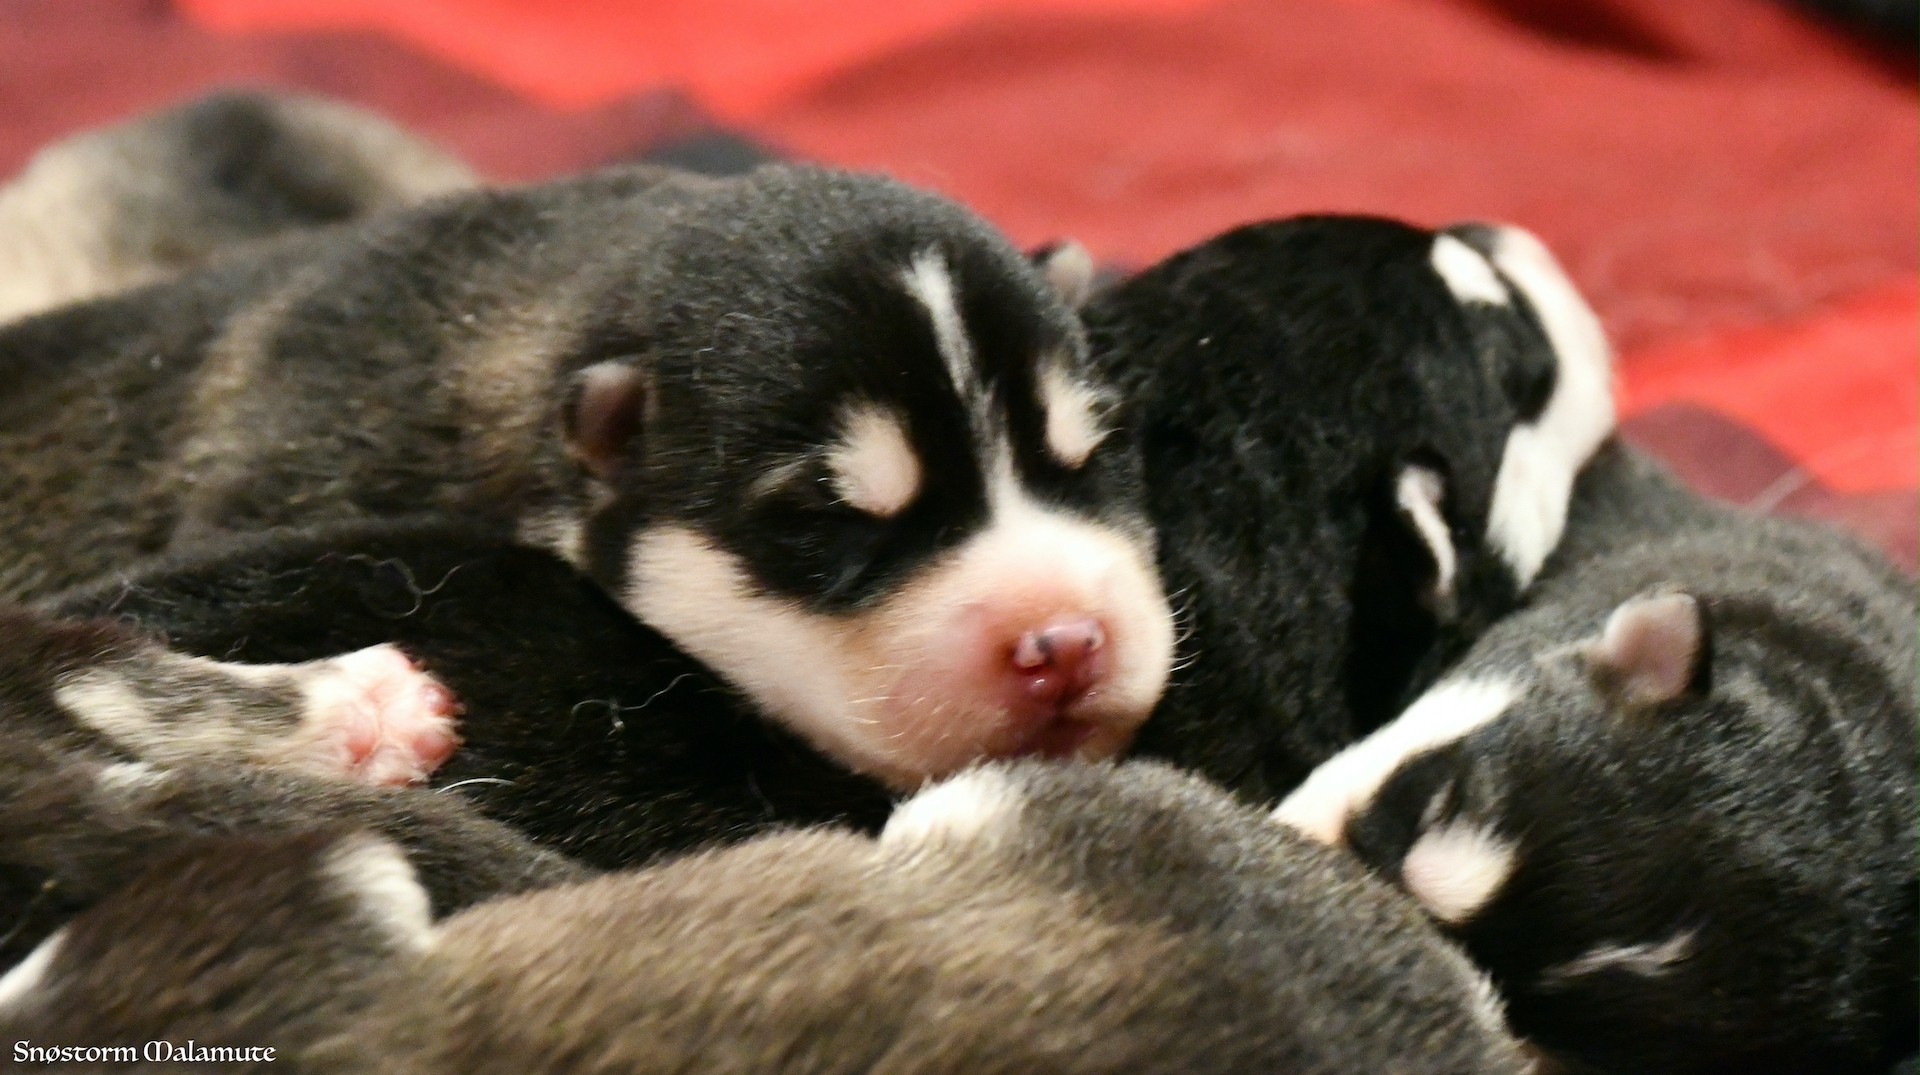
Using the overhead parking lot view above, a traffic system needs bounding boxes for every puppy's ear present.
[564,361,651,480]
[1393,463,1458,618]
[1030,240,1096,310]
[1582,590,1709,709]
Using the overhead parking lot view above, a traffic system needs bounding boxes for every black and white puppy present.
[0,160,1174,787]
[0,90,474,324]
[1084,217,1616,798]
[1,761,1532,1075]
[1277,441,1918,1074]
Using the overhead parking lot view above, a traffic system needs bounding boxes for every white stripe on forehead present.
[1481,225,1616,587]
[901,248,977,404]
[1272,676,1518,845]
[1430,234,1510,306]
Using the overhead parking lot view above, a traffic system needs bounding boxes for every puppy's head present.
[555,167,1173,788]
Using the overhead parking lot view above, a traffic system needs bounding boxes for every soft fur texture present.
[1280,441,1919,1074]
[4,761,1531,1075]
[1083,216,1615,799]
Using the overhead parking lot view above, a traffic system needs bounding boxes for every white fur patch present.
[54,677,162,750]
[1482,225,1616,587]
[1038,361,1109,469]
[1400,823,1517,924]
[515,509,587,568]
[94,760,170,796]
[902,249,976,404]
[881,766,1024,848]
[827,405,923,518]
[1541,931,1696,983]
[1395,465,1456,603]
[1273,677,1518,844]
[322,833,436,952]
[0,929,63,1013]
[1430,234,1510,306]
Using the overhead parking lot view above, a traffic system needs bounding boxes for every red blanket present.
[5,0,1912,564]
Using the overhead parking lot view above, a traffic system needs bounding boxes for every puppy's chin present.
[624,518,1175,790]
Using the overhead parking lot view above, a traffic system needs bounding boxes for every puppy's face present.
[560,181,1173,788]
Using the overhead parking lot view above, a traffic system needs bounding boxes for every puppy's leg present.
[6,606,460,785]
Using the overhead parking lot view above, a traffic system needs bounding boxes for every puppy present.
[0,159,1174,788]
[1277,440,1918,1074]
[3,761,1532,1074]
[0,90,473,324]
[1084,217,1615,798]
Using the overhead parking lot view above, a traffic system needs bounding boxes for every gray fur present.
[0,90,473,325]
[8,762,1529,1074]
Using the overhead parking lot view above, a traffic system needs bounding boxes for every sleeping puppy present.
[1,761,1532,1075]
[0,90,473,324]
[1277,440,1918,1074]
[1084,217,1615,798]
[0,160,1174,788]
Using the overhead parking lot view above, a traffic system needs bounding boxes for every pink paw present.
[292,645,462,786]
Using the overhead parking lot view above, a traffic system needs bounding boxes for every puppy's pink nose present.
[1010,618,1107,709]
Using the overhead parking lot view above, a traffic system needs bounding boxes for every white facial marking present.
[881,766,1024,849]
[322,833,437,952]
[1273,677,1518,844]
[1541,931,1697,983]
[1038,361,1109,469]
[827,405,923,518]
[1430,234,1510,306]
[1482,225,1616,587]
[1400,823,1518,924]
[901,249,976,404]
[0,929,63,1013]
[1395,465,1456,603]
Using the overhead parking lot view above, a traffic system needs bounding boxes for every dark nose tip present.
[1011,619,1107,708]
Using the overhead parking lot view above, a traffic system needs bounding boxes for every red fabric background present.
[5,0,1914,563]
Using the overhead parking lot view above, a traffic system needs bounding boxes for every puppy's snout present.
[1009,617,1109,710]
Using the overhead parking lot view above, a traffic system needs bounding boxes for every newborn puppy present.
[1085,217,1615,798]
[1278,441,1918,1074]
[0,159,1173,787]
[3,761,1532,1075]
[0,90,473,324]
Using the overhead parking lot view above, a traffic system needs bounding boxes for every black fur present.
[1086,217,1591,798]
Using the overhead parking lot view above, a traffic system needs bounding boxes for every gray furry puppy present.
[1278,440,1918,1074]
[0,90,473,324]
[4,761,1530,1075]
